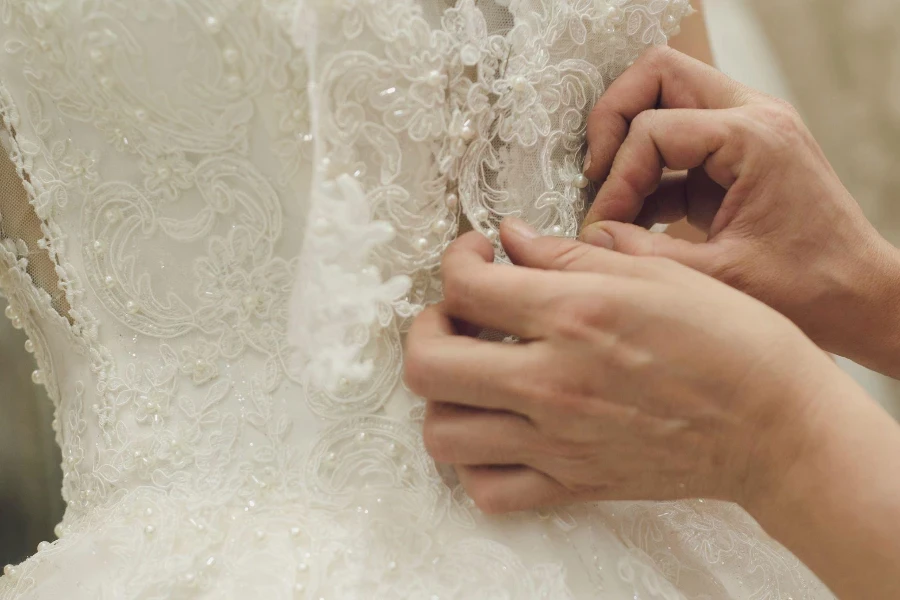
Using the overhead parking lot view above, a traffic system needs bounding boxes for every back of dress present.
[0,1,831,598]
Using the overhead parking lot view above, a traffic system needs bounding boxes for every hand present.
[580,46,900,378]
[404,220,839,515]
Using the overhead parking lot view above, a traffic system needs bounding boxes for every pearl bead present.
[297,562,308,572]
[325,452,336,463]
[226,74,242,90]
[223,47,239,64]
[399,463,410,475]
[134,108,147,121]
[573,173,589,189]
[145,508,153,517]
[386,442,398,456]
[485,229,499,241]
[54,524,64,538]
[512,76,528,92]
[92,239,105,253]
[157,166,171,179]
[3,565,16,578]
[415,237,429,251]
[290,527,301,537]
[125,300,139,314]
[473,208,489,222]
[242,295,259,311]
[37,541,50,552]
[387,561,397,571]
[445,192,459,210]
[144,525,155,535]
[294,583,306,592]
[10,317,22,329]
[183,572,196,585]
[356,432,367,442]
[460,123,476,142]
[427,69,442,85]
[255,529,266,540]
[313,217,330,235]
[104,275,115,288]
[89,48,105,63]
[431,219,449,234]
[99,76,112,88]
[361,265,380,280]
[551,225,563,236]
[205,16,221,33]
[4,305,16,319]
[31,369,43,384]
[24,340,34,353]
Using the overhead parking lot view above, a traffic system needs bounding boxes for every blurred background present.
[1,0,899,565]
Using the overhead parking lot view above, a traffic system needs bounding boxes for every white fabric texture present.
[0,1,832,598]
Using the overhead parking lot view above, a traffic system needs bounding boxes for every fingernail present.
[583,149,592,174]
[503,217,540,240]
[580,224,614,250]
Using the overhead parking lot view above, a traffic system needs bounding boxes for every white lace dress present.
[0,1,832,598]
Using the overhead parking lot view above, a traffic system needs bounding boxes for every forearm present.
[831,237,900,379]
[752,368,900,599]
[668,0,714,66]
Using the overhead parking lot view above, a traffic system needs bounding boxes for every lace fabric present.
[0,1,832,598]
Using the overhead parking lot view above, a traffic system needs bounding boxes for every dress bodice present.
[0,1,831,598]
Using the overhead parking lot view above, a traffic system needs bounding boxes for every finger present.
[584,46,754,183]
[500,218,648,279]
[631,169,726,232]
[580,221,718,276]
[456,465,574,514]
[423,402,537,466]
[441,232,568,338]
[584,108,739,227]
[404,306,543,414]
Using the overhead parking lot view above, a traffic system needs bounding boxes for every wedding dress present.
[0,1,833,598]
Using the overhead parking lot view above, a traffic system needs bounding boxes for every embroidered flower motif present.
[139,150,194,201]
[180,340,220,386]
[60,148,99,186]
[494,52,562,146]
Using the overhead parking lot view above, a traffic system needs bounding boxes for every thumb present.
[580,221,718,275]
[500,217,629,274]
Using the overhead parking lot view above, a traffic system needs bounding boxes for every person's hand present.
[579,46,900,378]
[404,221,842,514]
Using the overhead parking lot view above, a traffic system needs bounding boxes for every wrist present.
[836,237,900,377]
[745,366,900,598]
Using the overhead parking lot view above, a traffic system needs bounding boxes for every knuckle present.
[440,267,468,312]
[422,419,453,463]
[642,45,676,70]
[467,481,507,515]
[544,239,598,272]
[630,109,657,134]
[551,295,610,339]
[744,101,808,154]
[402,339,435,397]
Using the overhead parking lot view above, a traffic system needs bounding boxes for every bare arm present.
[668,0,714,65]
